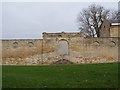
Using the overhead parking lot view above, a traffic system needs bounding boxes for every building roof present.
[110,12,120,23]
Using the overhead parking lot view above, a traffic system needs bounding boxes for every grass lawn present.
[2,63,118,88]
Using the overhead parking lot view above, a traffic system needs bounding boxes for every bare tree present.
[77,4,110,37]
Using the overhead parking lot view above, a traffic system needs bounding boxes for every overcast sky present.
[2,1,119,39]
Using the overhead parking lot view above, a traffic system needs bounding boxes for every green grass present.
[2,63,118,88]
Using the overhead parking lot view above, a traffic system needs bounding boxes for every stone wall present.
[2,39,43,65]
[2,32,119,65]
[69,37,118,64]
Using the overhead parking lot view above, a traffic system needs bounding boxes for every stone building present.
[1,18,120,65]
[100,13,120,37]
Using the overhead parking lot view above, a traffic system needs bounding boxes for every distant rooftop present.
[110,11,120,23]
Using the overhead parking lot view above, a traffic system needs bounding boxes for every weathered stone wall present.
[2,32,119,65]
[69,37,118,64]
[2,39,43,65]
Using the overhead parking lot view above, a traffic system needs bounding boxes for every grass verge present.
[2,63,118,88]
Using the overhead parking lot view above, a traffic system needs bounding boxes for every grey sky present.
[2,2,118,39]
